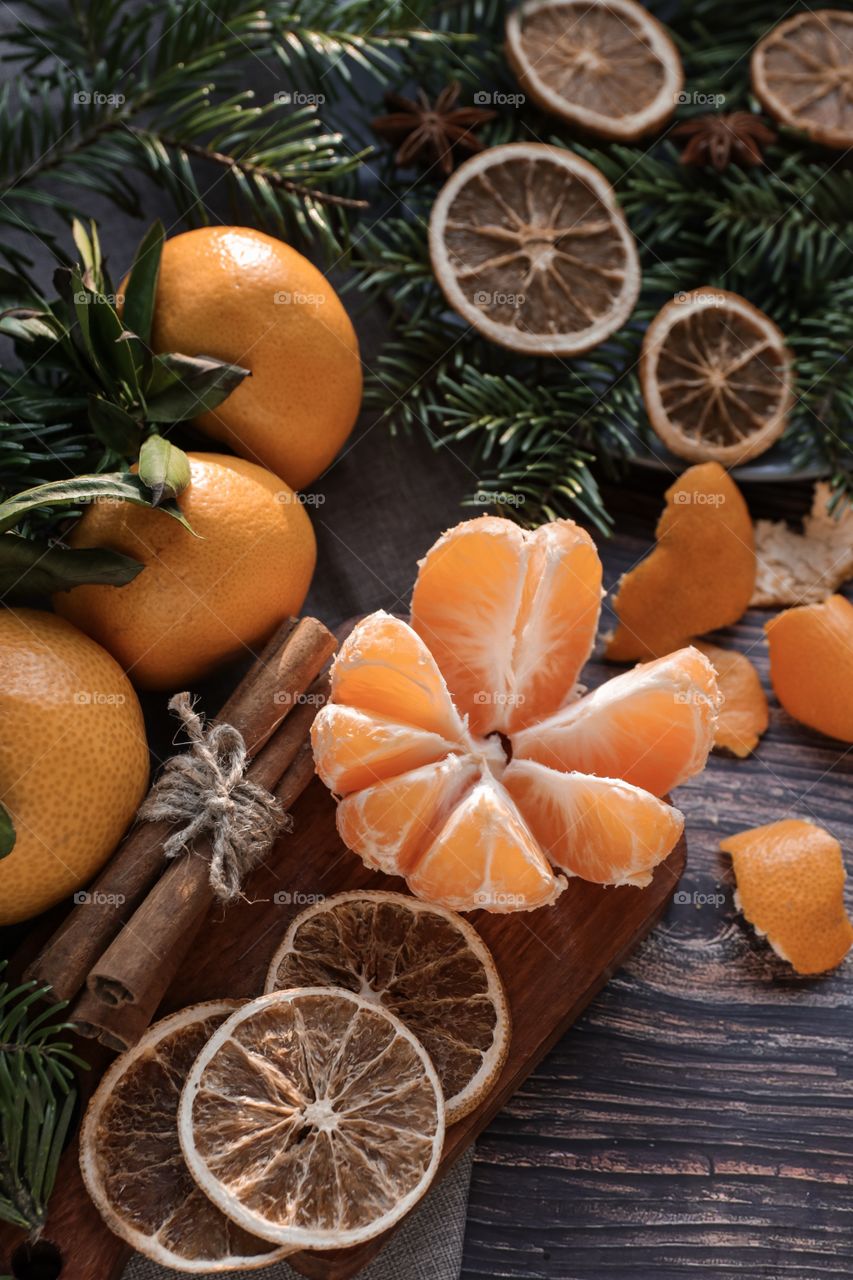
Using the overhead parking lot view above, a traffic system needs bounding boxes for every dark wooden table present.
[454,479,853,1280]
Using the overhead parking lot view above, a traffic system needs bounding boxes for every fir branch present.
[0,1,385,260]
[0,964,85,1234]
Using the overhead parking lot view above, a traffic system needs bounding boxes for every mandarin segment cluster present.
[312,514,721,911]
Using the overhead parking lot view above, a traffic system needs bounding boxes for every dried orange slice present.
[265,891,510,1123]
[79,1002,291,1273]
[605,463,756,662]
[694,641,768,758]
[752,10,853,151]
[178,988,444,1249]
[640,288,795,465]
[506,0,683,140]
[429,142,640,356]
[765,594,853,743]
[312,515,718,909]
[721,819,853,974]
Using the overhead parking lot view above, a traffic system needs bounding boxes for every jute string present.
[139,693,285,901]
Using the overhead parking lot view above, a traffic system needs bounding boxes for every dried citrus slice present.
[694,641,768,758]
[79,1002,291,1273]
[265,891,510,1123]
[765,594,853,743]
[506,0,683,140]
[605,463,756,662]
[721,819,853,974]
[640,287,795,465]
[429,142,640,356]
[178,988,444,1249]
[751,10,853,150]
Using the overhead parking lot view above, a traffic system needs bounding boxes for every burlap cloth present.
[121,1148,473,1280]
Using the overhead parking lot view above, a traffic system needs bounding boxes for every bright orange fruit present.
[721,818,853,974]
[143,227,362,491]
[312,517,720,913]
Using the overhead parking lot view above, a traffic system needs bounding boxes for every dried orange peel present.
[765,594,853,743]
[695,642,768,758]
[721,819,853,975]
[312,515,720,912]
[752,482,853,607]
[605,462,756,662]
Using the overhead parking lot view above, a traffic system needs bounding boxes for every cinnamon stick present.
[71,987,163,1053]
[27,616,333,1002]
[75,672,331,1045]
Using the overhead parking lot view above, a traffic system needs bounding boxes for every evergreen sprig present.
[0,217,250,598]
[2,0,852,533]
[352,1,853,526]
[0,964,85,1235]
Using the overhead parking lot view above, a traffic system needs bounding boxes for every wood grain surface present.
[460,479,853,1280]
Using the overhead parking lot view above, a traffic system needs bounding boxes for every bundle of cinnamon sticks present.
[27,615,337,1052]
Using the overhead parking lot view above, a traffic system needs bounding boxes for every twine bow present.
[139,693,285,900]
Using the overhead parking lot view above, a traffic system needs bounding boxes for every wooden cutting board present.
[0,774,684,1280]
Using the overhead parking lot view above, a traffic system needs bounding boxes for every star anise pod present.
[371,82,496,176]
[672,112,777,172]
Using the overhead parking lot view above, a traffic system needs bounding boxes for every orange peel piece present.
[605,462,756,662]
[721,819,853,975]
[695,642,768,758]
[765,594,853,743]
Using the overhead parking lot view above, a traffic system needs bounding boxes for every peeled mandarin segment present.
[334,755,479,874]
[695,641,768,758]
[411,517,527,736]
[411,515,603,735]
[514,646,718,797]
[765,594,853,743]
[720,819,853,975]
[508,521,603,732]
[605,462,756,662]
[407,778,565,913]
[311,703,458,796]
[329,612,464,742]
[504,759,684,888]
